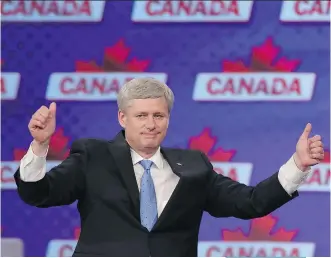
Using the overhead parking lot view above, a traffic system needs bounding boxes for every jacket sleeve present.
[202,152,298,219]
[14,139,87,208]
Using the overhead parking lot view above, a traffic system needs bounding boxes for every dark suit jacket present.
[14,130,297,257]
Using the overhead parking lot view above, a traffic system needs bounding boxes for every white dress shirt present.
[19,143,310,216]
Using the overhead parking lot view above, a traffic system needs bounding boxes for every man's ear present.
[118,110,126,128]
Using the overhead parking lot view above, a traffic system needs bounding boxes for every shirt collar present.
[130,147,164,169]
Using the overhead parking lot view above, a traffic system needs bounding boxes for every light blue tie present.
[139,160,158,231]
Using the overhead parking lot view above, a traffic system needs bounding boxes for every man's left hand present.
[294,123,324,171]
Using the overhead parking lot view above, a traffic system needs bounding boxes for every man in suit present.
[15,78,324,257]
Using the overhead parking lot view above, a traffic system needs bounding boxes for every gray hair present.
[117,77,174,112]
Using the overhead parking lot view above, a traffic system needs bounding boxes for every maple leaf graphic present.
[13,128,70,161]
[75,39,150,72]
[222,214,297,242]
[222,37,300,72]
[188,128,236,162]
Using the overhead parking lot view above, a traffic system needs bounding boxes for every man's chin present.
[142,140,160,149]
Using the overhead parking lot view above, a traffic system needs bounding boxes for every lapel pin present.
[176,163,182,166]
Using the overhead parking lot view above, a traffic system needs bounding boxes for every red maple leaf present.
[222,214,297,241]
[13,128,70,161]
[188,128,236,162]
[222,37,300,72]
[75,39,150,72]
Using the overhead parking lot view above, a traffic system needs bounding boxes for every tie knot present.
[139,160,153,170]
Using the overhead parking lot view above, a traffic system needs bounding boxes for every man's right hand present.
[28,102,56,156]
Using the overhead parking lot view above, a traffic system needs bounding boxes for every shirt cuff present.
[19,142,49,182]
[278,154,311,195]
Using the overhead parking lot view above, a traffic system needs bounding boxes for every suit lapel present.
[153,147,186,230]
[107,131,140,221]
[160,147,185,177]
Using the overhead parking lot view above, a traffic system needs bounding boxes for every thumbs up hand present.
[28,102,57,146]
[294,123,324,171]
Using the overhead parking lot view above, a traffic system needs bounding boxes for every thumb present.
[300,123,312,140]
[49,102,57,118]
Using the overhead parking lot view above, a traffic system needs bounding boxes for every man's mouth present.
[142,132,158,137]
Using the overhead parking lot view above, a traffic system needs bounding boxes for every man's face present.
[118,97,169,152]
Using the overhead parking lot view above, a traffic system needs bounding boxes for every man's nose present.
[145,116,156,129]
